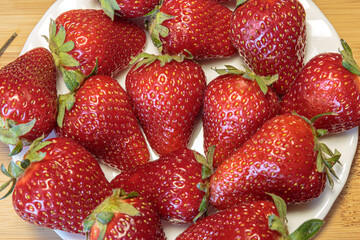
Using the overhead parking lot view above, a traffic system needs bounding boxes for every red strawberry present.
[110,148,211,223]
[0,47,57,155]
[56,75,150,171]
[45,9,146,93]
[230,0,306,96]
[99,0,160,19]
[280,40,360,134]
[210,113,341,209]
[84,189,166,240]
[0,137,112,234]
[203,66,280,167]
[148,0,237,60]
[126,53,206,156]
[177,194,324,240]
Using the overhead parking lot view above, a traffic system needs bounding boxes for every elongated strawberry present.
[45,9,146,93]
[210,113,341,209]
[0,137,112,234]
[84,189,166,240]
[99,0,160,19]
[148,0,236,60]
[280,40,360,134]
[230,0,306,96]
[126,53,206,156]
[177,194,324,240]
[203,66,280,167]
[110,148,212,223]
[0,47,57,155]
[56,75,150,171]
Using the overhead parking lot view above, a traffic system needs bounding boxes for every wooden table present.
[0,0,359,239]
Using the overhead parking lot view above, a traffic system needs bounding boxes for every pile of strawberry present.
[1,0,360,239]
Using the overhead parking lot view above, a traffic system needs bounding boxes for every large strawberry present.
[99,0,160,19]
[0,137,112,234]
[126,53,206,156]
[210,113,341,209]
[110,148,213,223]
[45,9,146,93]
[148,0,237,60]
[84,189,166,240]
[203,66,280,167]
[176,194,324,240]
[0,47,57,155]
[230,0,306,96]
[280,40,360,134]
[56,75,150,171]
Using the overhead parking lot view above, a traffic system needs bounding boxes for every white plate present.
[11,0,358,239]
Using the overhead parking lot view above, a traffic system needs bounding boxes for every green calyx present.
[0,118,36,156]
[267,193,324,240]
[130,51,193,70]
[98,0,120,21]
[192,145,215,222]
[147,3,175,53]
[43,19,86,93]
[214,65,278,94]
[84,189,140,240]
[339,39,360,75]
[236,0,249,8]
[0,136,51,199]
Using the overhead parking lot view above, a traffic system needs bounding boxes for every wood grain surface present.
[0,0,359,239]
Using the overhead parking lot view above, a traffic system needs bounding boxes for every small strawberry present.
[0,137,112,234]
[110,148,213,223]
[203,66,280,167]
[45,9,146,93]
[99,0,160,19]
[126,52,206,156]
[177,193,324,240]
[280,40,360,134]
[0,47,57,155]
[230,0,306,96]
[210,113,341,209]
[148,0,237,60]
[56,75,150,171]
[83,189,166,240]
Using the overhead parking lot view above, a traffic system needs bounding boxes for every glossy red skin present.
[114,0,160,18]
[203,74,280,168]
[57,75,150,171]
[55,9,146,77]
[210,114,326,209]
[280,52,360,134]
[159,0,237,60]
[110,148,206,223]
[0,47,57,143]
[12,137,112,234]
[89,196,166,240]
[126,59,206,156]
[176,200,280,240]
[230,0,306,96]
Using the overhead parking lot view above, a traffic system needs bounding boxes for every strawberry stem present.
[0,32,17,57]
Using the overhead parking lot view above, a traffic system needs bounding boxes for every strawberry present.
[280,40,360,134]
[84,189,166,240]
[203,66,280,167]
[0,137,112,234]
[177,194,324,240]
[209,113,341,209]
[45,9,146,93]
[110,148,212,223]
[126,53,206,156]
[148,0,237,60]
[99,0,160,19]
[0,47,57,155]
[230,0,306,96]
[56,75,150,171]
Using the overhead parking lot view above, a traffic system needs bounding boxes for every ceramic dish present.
[10,0,358,239]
